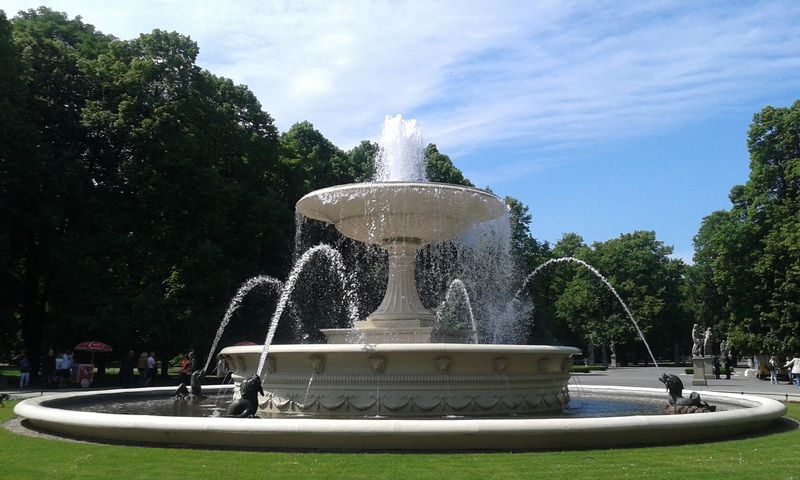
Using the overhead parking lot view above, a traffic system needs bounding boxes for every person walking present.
[724,354,734,380]
[784,354,800,388]
[18,356,31,389]
[769,356,779,385]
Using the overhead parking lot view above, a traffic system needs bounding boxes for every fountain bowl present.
[14,384,786,450]
[296,182,507,246]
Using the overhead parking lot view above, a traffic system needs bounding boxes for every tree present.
[0,10,33,354]
[693,101,800,355]
[0,8,113,372]
[75,29,289,362]
[553,231,686,363]
[0,9,296,373]
[425,144,473,186]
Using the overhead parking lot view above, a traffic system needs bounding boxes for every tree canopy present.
[3,7,797,371]
[692,101,800,355]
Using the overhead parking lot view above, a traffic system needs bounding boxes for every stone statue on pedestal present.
[226,374,264,418]
[659,373,715,414]
[691,324,702,356]
[703,327,714,356]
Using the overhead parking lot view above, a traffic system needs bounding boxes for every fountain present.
[13,115,786,450]
[220,115,578,418]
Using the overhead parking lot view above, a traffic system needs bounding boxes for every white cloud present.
[5,1,800,162]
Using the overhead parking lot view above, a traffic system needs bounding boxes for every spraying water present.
[256,244,360,375]
[453,211,526,344]
[514,257,660,370]
[435,279,479,343]
[374,114,427,182]
[203,275,284,373]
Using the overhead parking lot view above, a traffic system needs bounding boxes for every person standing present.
[41,349,56,388]
[179,354,191,386]
[768,356,779,385]
[724,354,734,380]
[712,356,721,380]
[120,350,135,387]
[137,352,148,386]
[146,352,156,386]
[60,351,73,387]
[18,356,31,389]
[784,354,800,388]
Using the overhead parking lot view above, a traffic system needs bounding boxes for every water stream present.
[202,275,285,373]
[256,244,360,375]
[435,278,478,343]
[515,257,660,370]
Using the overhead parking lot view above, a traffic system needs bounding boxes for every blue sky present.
[5,1,800,262]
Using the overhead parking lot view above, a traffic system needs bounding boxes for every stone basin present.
[219,344,581,417]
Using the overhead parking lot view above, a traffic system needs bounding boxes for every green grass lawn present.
[1,401,798,480]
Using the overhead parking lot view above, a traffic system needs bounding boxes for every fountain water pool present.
[13,114,787,450]
[13,384,785,450]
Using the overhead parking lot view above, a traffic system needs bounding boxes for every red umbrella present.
[75,341,113,353]
[74,341,113,365]
[233,341,257,346]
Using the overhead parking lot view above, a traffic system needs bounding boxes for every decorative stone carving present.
[369,355,386,374]
[691,324,702,356]
[703,327,713,357]
[493,356,509,373]
[537,357,550,373]
[434,356,452,373]
[226,374,264,418]
[258,384,576,417]
[266,356,277,374]
[220,344,580,417]
[310,355,325,374]
[190,370,205,398]
[659,373,715,413]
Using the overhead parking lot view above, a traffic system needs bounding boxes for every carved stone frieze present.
[434,356,452,373]
[260,388,570,417]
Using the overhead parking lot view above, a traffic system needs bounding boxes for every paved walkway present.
[573,366,800,402]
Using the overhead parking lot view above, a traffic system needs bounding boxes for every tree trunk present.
[20,238,48,383]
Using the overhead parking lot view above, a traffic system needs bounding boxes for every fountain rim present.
[296,181,502,200]
[295,181,507,224]
[219,343,582,355]
[13,385,787,451]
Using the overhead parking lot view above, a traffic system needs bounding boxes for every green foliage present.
[692,101,800,355]
[504,196,549,267]
[551,231,686,362]
[0,8,291,366]
[424,144,473,186]
[1,8,114,371]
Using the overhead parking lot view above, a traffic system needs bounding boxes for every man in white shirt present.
[60,352,73,386]
[146,353,156,386]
